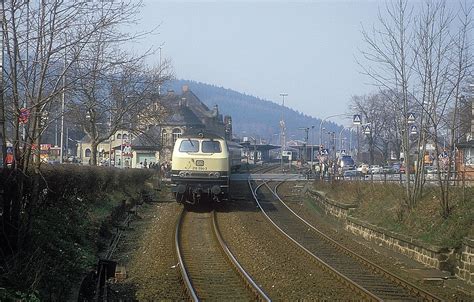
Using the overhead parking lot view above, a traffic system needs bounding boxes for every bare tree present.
[359,0,417,211]
[351,92,393,165]
[359,0,472,218]
[0,0,169,282]
[429,2,472,217]
[68,48,172,165]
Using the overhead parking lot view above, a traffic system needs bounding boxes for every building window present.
[172,128,182,144]
[464,148,474,165]
[117,133,122,140]
[162,129,168,146]
[123,134,128,141]
[85,148,91,157]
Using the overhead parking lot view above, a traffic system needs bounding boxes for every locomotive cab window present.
[202,141,222,153]
[179,139,199,152]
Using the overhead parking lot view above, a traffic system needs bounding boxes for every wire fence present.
[311,170,473,187]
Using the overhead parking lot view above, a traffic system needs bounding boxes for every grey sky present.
[138,0,383,125]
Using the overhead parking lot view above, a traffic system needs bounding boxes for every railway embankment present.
[0,166,157,301]
[306,182,474,286]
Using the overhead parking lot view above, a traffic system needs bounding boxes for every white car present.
[356,164,369,174]
[370,165,383,174]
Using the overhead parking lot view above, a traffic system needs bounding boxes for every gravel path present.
[109,200,187,300]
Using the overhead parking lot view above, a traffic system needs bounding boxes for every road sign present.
[363,125,371,135]
[353,114,362,125]
[410,125,417,135]
[407,113,416,124]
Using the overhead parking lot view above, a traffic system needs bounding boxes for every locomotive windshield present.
[179,139,199,152]
[202,141,222,153]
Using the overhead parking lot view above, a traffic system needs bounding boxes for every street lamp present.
[311,125,315,170]
[158,45,163,96]
[280,92,288,172]
[319,114,350,155]
[339,127,349,155]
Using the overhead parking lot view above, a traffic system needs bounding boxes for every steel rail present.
[269,181,444,302]
[175,206,265,301]
[174,208,199,301]
[250,163,280,174]
[248,179,380,301]
[212,210,271,301]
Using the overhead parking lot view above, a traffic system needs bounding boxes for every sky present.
[135,0,385,125]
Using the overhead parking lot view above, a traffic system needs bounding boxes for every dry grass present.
[313,181,474,248]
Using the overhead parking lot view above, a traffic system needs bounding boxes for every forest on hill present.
[166,80,341,145]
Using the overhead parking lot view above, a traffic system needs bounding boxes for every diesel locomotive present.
[170,130,241,204]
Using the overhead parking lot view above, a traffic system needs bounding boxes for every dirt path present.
[109,198,187,300]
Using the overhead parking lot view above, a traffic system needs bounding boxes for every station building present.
[78,85,233,167]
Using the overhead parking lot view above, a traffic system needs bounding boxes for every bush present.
[0,166,155,300]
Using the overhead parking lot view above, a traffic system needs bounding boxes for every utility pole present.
[298,127,309,163]
[0,17,5,167]
[158,44,164,96]
[59,34,66,163]
[311,125,315,171]
[280,92,287,172]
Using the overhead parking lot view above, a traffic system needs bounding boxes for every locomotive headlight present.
[209,172,220,178]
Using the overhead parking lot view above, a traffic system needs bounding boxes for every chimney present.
[182,85,189,93]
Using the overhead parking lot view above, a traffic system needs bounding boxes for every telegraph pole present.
[0,17,5,167]
[279,92,287,172]
[298,127,309,163]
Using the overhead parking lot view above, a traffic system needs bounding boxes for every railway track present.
[174,206,269,301]
[249,163,281,174]
[250,180,443,301]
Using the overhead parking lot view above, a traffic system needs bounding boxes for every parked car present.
[339,155,355,170]
[356,163,369,174]
[343,170,363,178]
[392,162,401,173]
[399,164,413,173]
[425,166,437,180]
[369,165,383,174]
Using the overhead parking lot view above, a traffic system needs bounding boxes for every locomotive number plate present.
[195,160,204,166]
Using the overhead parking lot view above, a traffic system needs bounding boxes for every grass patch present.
[313,181,474,249]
